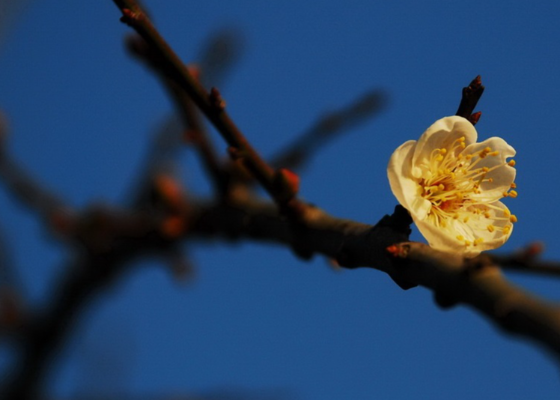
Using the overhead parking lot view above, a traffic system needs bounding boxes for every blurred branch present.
[0,205,171,400]
[197,27,245,89]
[270,89,387,171]
[387,242,560,355]
[115,2,306,217]
[489,242,560,277]
[127,116,184,209]
[0,114,75,237]
[126,35,229,197]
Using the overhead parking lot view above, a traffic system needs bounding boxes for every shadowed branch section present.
[191,200,560,355]
[387,242,560,355]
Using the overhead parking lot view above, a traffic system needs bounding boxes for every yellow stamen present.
[508,160,516,167]
[510,215,518,223]
[487,225,495,232]
[509,190,518,198]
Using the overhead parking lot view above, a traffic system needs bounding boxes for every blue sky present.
[1,1,560,399]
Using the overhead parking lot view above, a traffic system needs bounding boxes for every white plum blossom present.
[387,116,517,257]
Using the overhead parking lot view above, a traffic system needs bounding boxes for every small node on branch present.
[525,242,545,257]
[160,215,186,238]
[386,244,401,257]
[272,168,300,203]
[209,87,226,111]
[154,174,185,213]
[120,8,143,26]
[227,146,243,160]
[469,111,482,125]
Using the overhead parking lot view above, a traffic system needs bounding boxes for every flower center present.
[418,137,517,246]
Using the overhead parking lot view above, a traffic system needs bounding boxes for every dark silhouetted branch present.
[455,75,484,125]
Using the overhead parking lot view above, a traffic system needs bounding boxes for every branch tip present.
[456,75,485,120]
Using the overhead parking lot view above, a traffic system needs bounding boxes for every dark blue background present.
[1,1,559,399]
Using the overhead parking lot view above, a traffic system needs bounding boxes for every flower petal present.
[462,137,516,201]
[411,116,477,177]
[413,214,475,255]
[413,201,513,257]
[387,140,418,207]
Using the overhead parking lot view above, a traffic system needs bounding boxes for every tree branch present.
[455,75,484,125]
[114,3,305,216]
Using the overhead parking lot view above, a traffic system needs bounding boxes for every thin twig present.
[126,35,229,196]
[455,75,484,125]
[490,243,560,277]
[0,118,75,237]
[271,89,387,171]
[114,1,306,216]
